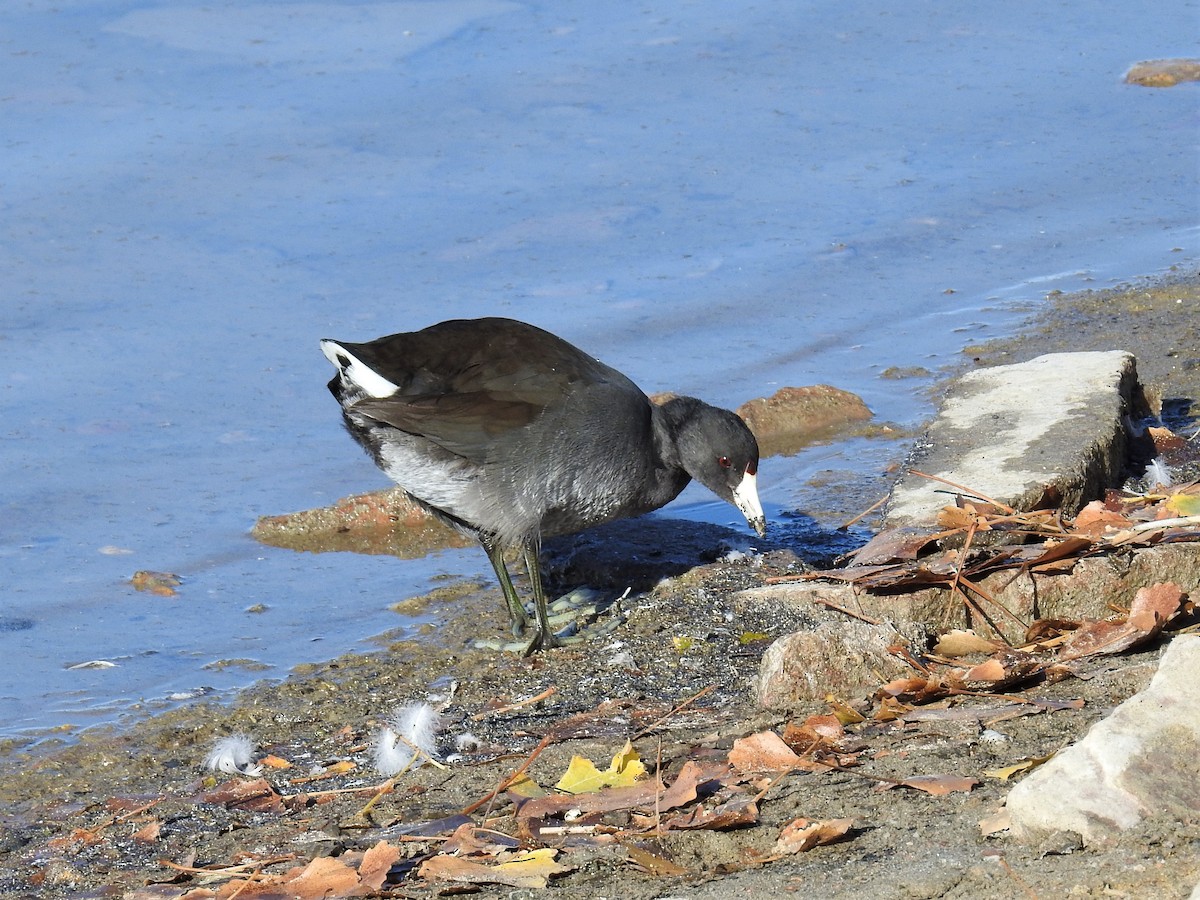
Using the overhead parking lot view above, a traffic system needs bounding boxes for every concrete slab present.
[884,351,1146,529]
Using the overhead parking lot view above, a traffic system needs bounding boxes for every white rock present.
[1007,635,1200,845]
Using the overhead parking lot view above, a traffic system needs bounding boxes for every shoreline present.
[2,267,1198,898]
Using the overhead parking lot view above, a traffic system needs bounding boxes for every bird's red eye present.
[718,456,731,469]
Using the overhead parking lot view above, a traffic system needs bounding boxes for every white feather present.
[203,734,263,776]
[372,702,443,776]
[1145,457,1173,489]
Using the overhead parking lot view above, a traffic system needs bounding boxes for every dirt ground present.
[1,270,1199,899]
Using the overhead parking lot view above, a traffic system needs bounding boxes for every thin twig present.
[946,516,978,607]
[355,777,396,819]
[632,684,718,739]
[225,870,260,900]
[1130,515,1200,533]
[952,584,1010,646]
[462,734,554,817]
[157,856,295,876]
[955,573,1028,633]
[470,686,558,720]
[908,470,1016,513]
[990,852,1040,900]
[810,596,882,625]
[653,737,664,837]
[839,495,887,530]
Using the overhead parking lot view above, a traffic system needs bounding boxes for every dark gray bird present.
[321,317,765,650]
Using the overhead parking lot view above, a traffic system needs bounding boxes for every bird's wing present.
[349,390,545,462]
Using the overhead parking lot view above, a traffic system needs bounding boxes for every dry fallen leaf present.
[440,823,521,857]
[1127,581,1187,632]
[664,795,759,830]
[825,695,867,725]
[771,817,854,855]
[420,848,568,889]
[1165,491,1200,517]
[979,808,1011,836]
[201,777,283,814]
[728,730,803,773]
[505,772,547,799]
[878,774,977,796]
[961,658,1007,682]
[357,841,401,892]
[983,750,1058,781]
[1061,581,1186,659]
[1073,500,1133,536]
[934,629,1002,657]
[556,740,645,793]
[131,820,161,844]
[271,855,361,899]
[625,844,689,876]
[130,570,182,597]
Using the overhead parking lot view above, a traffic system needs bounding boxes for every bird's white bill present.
[732,470,767,537]
[320,340,399,398]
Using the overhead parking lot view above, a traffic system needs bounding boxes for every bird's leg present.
[522,537,559,651]
[480,536,530,637]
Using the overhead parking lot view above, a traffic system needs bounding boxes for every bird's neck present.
[646,397,702,506]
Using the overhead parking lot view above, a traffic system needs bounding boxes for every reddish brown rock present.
[736,386,873,458]
[1124,58,1200,87]
[252,487,471,558]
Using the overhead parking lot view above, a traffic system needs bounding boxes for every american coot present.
[321,317,765,650]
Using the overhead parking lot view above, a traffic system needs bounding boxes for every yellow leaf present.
[983,750,1057,781]
[824,695,866,725]
[420,849,567,889]
[739,631,770,645]
[671,635,694,652]
[555,740,645,793]
[323,760,356,775]
[1165,492,1200,517]
[495,848,567,881]
[505,773,546,798]
[610,740,642,775]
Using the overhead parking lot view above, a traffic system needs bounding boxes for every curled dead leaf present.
[625,844,689,876]
[983,750,1058,781]
[934,629,1002,657]
[771,817,854,855]
[131,820,161,844]
[878,774,977,796]
[1061,581,1187,659]
[201,777,283,814]
[419,848,568,889]
[728,731,803,773]
[664,794,759,830]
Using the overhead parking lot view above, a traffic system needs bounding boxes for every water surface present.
[1,0,1196,740]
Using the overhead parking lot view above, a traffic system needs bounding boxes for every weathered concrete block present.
[886,351,1145,528]
[1006,634,1200,845]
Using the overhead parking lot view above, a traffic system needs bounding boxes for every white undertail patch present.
[320,339,399,399]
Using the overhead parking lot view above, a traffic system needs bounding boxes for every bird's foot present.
[520,627,560,656]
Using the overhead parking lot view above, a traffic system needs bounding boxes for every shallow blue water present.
[1,0,1196,740]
